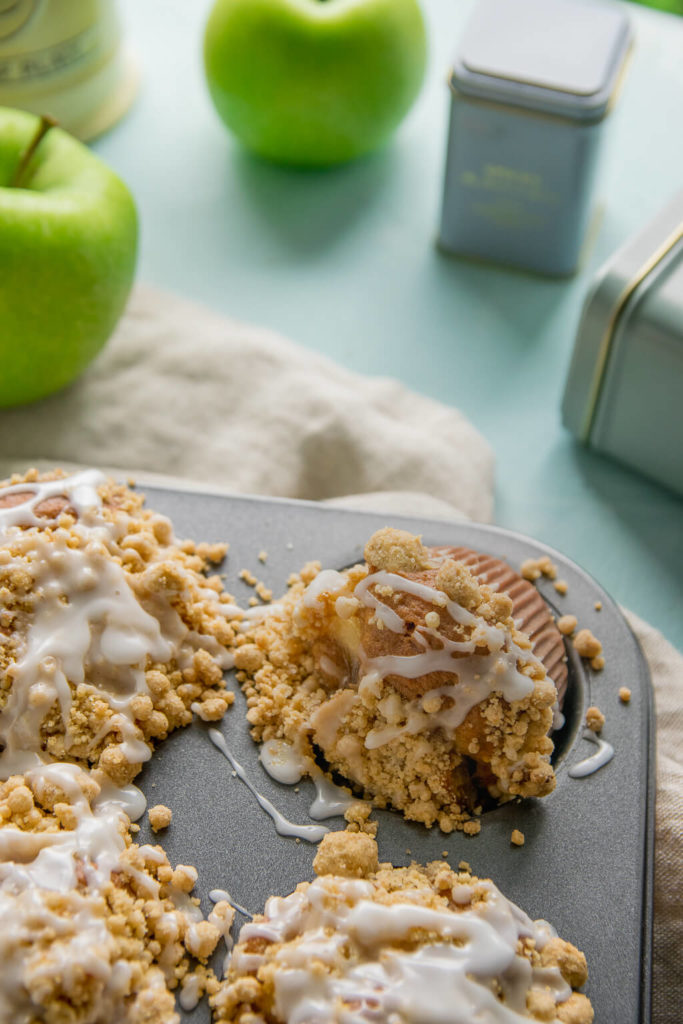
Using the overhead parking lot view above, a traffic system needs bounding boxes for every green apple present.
[204,0,427,166]
[0,106,138,407]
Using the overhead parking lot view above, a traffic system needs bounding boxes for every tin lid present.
[451,0,632,120]
[562,189,683,441]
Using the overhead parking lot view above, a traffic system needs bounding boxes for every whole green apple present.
[204,0,427,166]
[0,107,138,407]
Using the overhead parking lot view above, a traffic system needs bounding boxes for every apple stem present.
[10,114,58,188]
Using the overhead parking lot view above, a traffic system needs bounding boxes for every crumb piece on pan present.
[585,706,605,733]
[619,687,632,703]
[520,556,557,582]
[343,801,378,836]
[574,628,603,660]
[149,804,172,832]
[511,828,525,846]
[554,579,569,595]
[558,614,578,636]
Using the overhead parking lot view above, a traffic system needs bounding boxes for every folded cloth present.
[0,286,680,1022]
[0,285,493,523]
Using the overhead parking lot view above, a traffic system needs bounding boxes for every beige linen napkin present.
[0,285,493,523]
[0,285,680,1022]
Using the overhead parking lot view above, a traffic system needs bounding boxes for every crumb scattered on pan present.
[574,628,603,661]
[558,614,578,636]
[343,801,378,837]
[554,579,569,595]
[521,556,557,581]
[594,601,602,612]
[511,828,525,846]
[585,706,605,733]
[619,687,632,704]
[149,804,173,832]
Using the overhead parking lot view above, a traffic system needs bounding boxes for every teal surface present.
[96,0,683,650]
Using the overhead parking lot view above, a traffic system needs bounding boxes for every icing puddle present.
[208,729,333,844]
[568,730,614,779]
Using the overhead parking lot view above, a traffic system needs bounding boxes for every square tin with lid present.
[562,190,683,497]
[439,0,632,275]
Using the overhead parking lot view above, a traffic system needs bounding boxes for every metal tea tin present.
[0,0,138,140]
[562,189,683,496]
[439,0,632,275]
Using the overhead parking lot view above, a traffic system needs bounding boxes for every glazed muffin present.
[211,830,593,1024]
[0,468,237,787]
[237,528,561,833]
[0,761,229,1023]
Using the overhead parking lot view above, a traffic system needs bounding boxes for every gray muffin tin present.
[134,487,654,1024]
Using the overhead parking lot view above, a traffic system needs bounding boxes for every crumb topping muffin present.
[237,528,559,833]
[0,761,228,1024]
[0,468,241,1022]
[0,468,237,786]
[211,831,593,1024]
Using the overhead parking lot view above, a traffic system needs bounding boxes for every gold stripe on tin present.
[580,223,683,441]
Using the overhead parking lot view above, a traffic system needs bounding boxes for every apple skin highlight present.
[204,0,428,166]
[0,107,138,407]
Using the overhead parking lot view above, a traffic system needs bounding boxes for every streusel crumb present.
[586,706,605,733]
[511,828,525,846]
[574,629,603,660]
[149,804,173,832]
[619,687,632,703]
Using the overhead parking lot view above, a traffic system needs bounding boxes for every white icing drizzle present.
[308,774,356,821]
[551,701,566,731]
[210,887,253,920]
[259,739,356,821]
[0,470,105,534]
[568,730,614,779]
[260,738,308,785]
[302,569,349,608]
[345,570,542,750]
[234,875,571,1024]
[208,729,329,843]
[208,890,243,975]
[179,971,203,1011]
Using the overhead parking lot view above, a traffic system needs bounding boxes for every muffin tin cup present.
[133,487,654,1024]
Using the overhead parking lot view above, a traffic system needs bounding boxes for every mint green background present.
[96,0,683,650]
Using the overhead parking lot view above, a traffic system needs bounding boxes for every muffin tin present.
[133,486,654,1023]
